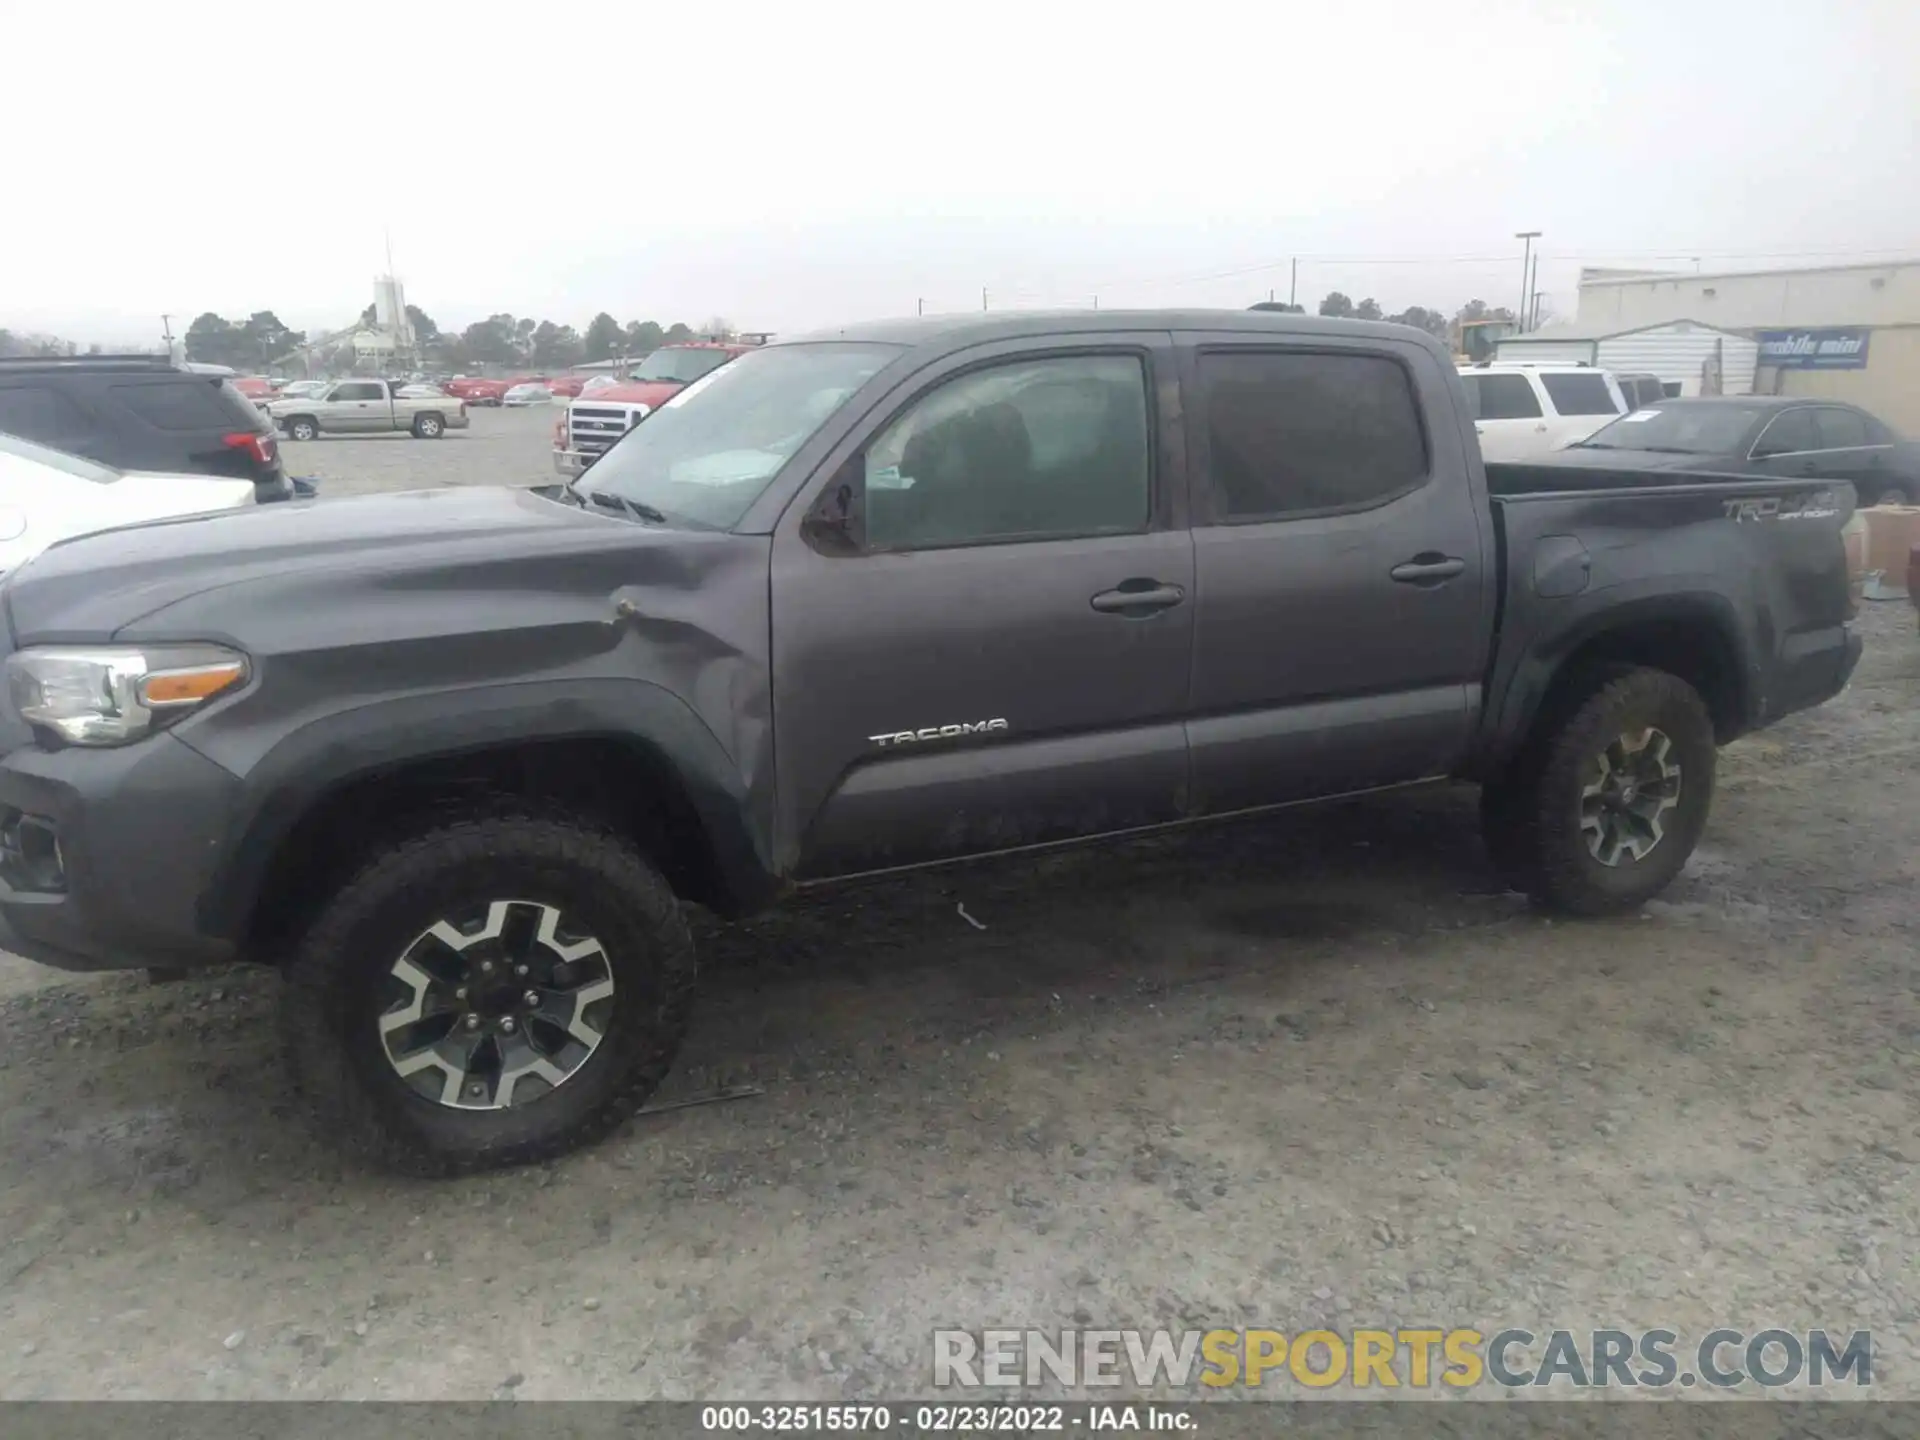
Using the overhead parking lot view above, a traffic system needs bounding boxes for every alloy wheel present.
[1580,727,1682,867]
[377,899,615,1110]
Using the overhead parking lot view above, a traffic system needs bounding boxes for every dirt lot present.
[0,430,1914,1401]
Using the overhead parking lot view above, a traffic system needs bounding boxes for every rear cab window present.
[1460,373,1542,420]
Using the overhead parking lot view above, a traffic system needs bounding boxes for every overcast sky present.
[5,0,1915,346]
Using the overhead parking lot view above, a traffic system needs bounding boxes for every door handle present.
[1390,555,1467,585]
[1090,580,1185,615]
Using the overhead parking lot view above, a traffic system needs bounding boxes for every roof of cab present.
[782,309,1451,353]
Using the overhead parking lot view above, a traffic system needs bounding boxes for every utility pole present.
[917,297,924,316]
[1525,252,1540,330]
[1289,258,1298,308]
[1514,231,1540,332]
[981,287,988,312]
[1529,289,1544,329]
[160,314,174,360]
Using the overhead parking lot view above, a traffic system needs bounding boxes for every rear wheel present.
[413,412,445,438]
[1482,667,1715,915]
[280,809,696,1175]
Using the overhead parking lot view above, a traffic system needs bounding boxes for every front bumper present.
[554,449,592,478]
[0,731,242,972]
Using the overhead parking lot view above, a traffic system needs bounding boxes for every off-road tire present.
[412,412,445,438]
[280,808,695,1176]
[1482,667,1715,916]
[286,417,319,442]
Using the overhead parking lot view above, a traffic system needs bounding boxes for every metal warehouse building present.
[1563,258,1920,432]
[1495,318,1759,398]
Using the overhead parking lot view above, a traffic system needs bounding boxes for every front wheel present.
[280,809,696,1175]
[1482,667,1716,916]
[287,417,319,442]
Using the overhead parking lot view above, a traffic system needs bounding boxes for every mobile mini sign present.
[1757,327,1872,369]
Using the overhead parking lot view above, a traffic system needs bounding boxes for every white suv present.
[1458,364,1628,462]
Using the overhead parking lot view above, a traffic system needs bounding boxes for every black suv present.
[0,355,291,501]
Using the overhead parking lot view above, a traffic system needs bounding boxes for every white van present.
[1458,364,1628,462]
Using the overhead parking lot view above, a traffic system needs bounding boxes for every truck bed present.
[1477,466,1857,771]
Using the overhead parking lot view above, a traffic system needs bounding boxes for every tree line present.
[179,307,716,373]
[12,295,1530,373]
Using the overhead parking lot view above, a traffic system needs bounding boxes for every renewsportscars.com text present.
[933,1327,1873,1391]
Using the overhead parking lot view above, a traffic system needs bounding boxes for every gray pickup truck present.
[0,311,1860,1175]
[268,378,469,441]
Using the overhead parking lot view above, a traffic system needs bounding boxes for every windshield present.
[0,429,120,484]
[572,343,898,529]
[1575,404,1760,455]
[631,347,737,384]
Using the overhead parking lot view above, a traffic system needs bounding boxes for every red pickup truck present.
[551,342,755,478]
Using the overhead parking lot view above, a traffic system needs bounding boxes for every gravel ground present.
[0,429,1914,1401]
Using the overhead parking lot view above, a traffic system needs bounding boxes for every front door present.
[770,336,1194,879]
[1179,333,1491,813]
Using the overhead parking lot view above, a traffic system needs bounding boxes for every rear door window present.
[1814,408,1868,450]
[1540,372,1618,416]
[1461,373,1542,420]
[0,385,96,448]
[332,382,386,401]
[110,378,259,431]
[1200,350,1429,520]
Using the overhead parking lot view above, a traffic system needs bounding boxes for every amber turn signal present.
[139,662,247,707]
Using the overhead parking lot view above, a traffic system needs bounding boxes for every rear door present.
[1538,370,1626,449]
[1460,371,1547,461]
[1809,406,1903,504]
[769,333,1195,878]
[1180,332,1489,814]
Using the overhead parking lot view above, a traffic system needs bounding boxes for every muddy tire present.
[286,417,319,442]
[412,412,445,439]
[280,808,695,1176]
[1484,667,1715,916]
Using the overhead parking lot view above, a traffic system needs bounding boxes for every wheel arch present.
[1478,593,1754,778]
[201,682,780,959]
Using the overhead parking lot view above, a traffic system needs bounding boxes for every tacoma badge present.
[868,719,1010,749]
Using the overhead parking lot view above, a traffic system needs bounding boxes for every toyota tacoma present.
[0,311,1861,1175]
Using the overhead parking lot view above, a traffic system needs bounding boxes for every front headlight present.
[5,644,249,746]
